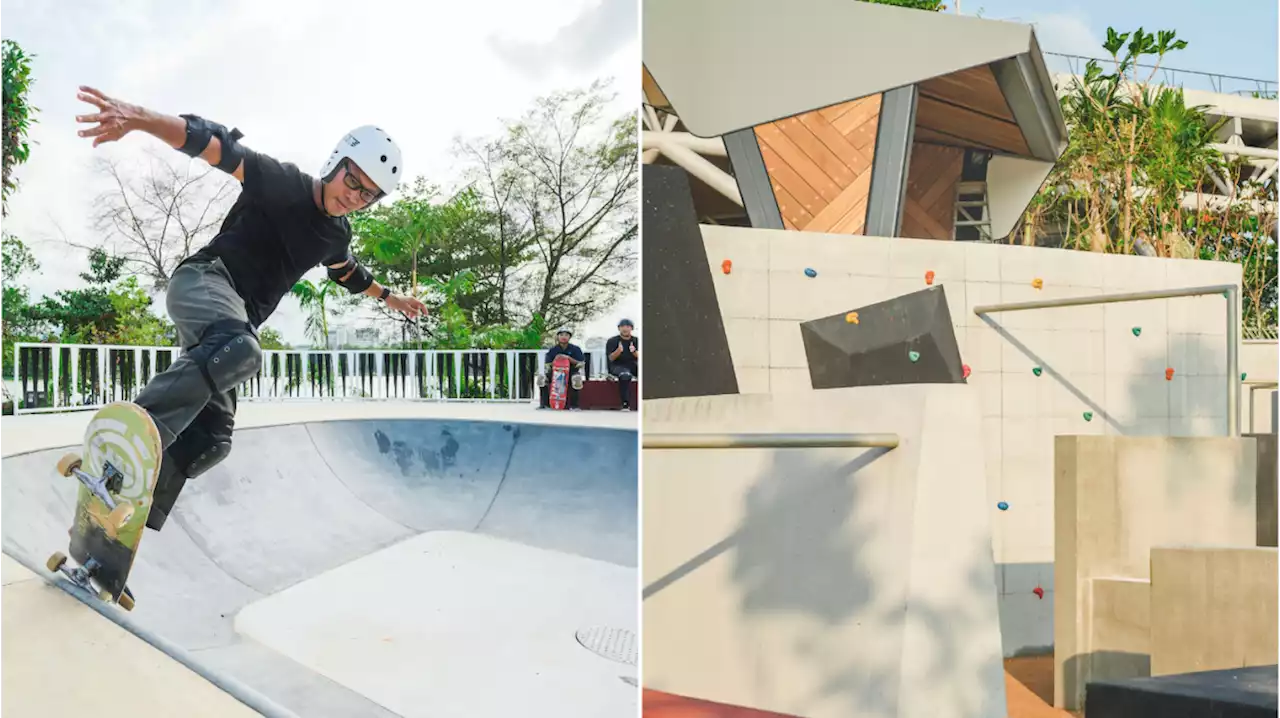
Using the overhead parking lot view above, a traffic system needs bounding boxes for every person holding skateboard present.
[75,85,428,531]
[605,319,639,411]
[538,327,585,410]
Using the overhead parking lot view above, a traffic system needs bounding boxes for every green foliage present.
[290,278,342,347]
[257,326,289,350]
[2,39,38,216]
[28,249,175,346]
[858,0,945,10]
[1027,26,1275,332]
[2,234,47,378]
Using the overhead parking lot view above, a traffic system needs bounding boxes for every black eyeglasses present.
[341,159,381,204]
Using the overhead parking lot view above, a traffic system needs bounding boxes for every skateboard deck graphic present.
[47,401,162,610]
[549,355,571,410]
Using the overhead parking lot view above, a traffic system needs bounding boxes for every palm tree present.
[290,279,341,348]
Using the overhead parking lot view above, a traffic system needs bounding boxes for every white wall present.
[697,225,1244,655]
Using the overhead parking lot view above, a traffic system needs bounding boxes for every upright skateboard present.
[549,354,571,410]
[46,401,162,611]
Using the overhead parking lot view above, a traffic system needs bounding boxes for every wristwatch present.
[378,287,391,302]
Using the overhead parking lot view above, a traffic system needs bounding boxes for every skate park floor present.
[1,401,638,718]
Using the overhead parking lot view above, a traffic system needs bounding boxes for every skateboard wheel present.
[97,589,113,603]
[56,453,83,477]
[47,552,68,573]
[118,592,136,611]
[106,503,135,534]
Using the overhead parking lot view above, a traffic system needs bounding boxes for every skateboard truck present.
[56,454,136,537]
[45,552,136,611]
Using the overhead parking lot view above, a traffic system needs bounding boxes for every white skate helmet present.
[320,125,403,199]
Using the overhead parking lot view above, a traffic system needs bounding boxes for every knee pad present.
[186,319,262,393]
[168,422,233,480]
[535,373,548,387]
[618,371,633,381]
[571,374,584,390]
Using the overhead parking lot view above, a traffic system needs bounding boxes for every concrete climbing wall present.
[695,224,1244,656]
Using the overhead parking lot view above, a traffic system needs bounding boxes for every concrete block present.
[1053,435,1257,710]
[1149,547,1278,676]
[890,237,966,282]
[735,368,771,395]
[964,242,1003,284]
[724,318,770,368]
[768,319,807,369]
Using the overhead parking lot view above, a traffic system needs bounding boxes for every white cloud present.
[1027,11,1103,57]
[2,0,638,346]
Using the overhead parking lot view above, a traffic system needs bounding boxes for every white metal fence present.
[10,343,611,415]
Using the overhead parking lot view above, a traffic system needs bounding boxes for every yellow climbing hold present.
[1032,278,1044,289]
[845,312,860,324]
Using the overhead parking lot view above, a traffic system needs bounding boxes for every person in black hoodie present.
[604,319,638,410]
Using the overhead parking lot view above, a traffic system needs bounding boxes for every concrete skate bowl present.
[2,418,639,718]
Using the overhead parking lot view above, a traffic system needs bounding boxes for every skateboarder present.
[539,328,585,409]
[75,86,428,530]
[605,319,639,411]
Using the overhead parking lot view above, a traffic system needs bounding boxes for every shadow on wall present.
[646,447,1004,717]
[977,317,1232,443]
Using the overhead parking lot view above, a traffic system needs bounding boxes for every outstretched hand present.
[75,86,146,147]
[386,293,428,319]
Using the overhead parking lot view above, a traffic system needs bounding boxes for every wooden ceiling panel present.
[915,95,1030,156]
[919,64,1014,123]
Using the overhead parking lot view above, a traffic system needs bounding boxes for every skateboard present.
[549,354,571,410]
[46,401,163,611]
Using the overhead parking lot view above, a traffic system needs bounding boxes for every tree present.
[2,233,49,378]
[28,248,175,346]
[290,278,343,348]
[1026,26,1276,331]
[258,326,289,350]
[2,39,38,215]
[81,150,237,290]
[503,80,638,330]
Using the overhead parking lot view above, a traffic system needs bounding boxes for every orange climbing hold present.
[845,311,860,324]
[721,259,732,274]
[1166,367,1175,381]
[962,364,971,379]
[1031,278,1044,289]
[925,270,935,285]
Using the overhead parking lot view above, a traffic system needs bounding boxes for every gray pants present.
[134,257,260,529]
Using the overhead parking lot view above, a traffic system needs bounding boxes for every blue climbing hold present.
[997,501,1009,511]
[804,268,817,278]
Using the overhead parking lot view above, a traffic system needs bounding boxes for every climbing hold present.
[804,268,817,278]
[908,350,921,362]
[721,259,732,274]
[1033,586,1045,599]
[1032,366,1042,377]
[1032,278,1044,289]
[925,270,935,285]
[1242,372,1248,381]
[1083,411,1093,421]
[845,311,860,324]
[1132,327,1141,337]
[962,364,971,379]
[997,501,1009,511]
[1165,367,1175,381]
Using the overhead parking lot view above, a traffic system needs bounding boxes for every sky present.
[1,0,639,346]
[955,0,1277,89]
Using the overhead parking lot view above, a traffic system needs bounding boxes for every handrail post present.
[1228,285,1240,436]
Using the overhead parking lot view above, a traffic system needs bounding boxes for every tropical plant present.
[1,39,37,212]
[290,279,343,348]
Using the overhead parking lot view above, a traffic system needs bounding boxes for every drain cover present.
[575,626,637,666]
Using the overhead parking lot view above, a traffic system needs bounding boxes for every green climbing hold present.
[1032,366,1042,377]
[1132,327,1141,337]
[908,350,921,362]
[1083,411,1093,421]
[1242,372,1248,381]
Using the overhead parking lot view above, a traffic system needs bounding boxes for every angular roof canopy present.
[643,0,1070,237]
[643,0,1067,164]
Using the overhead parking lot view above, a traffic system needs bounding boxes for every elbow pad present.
[179,114,246,174]
[327,257,374,294]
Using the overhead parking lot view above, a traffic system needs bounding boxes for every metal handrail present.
[974,284,1241,435]
[1043,51,1278,96]
[644,433,900,449]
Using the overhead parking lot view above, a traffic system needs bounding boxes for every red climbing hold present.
[962,364,971,379]
[1165,367,1175,381]
[1033,586,1044,599]
[721,259,732,274]
[925,270,935,285]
